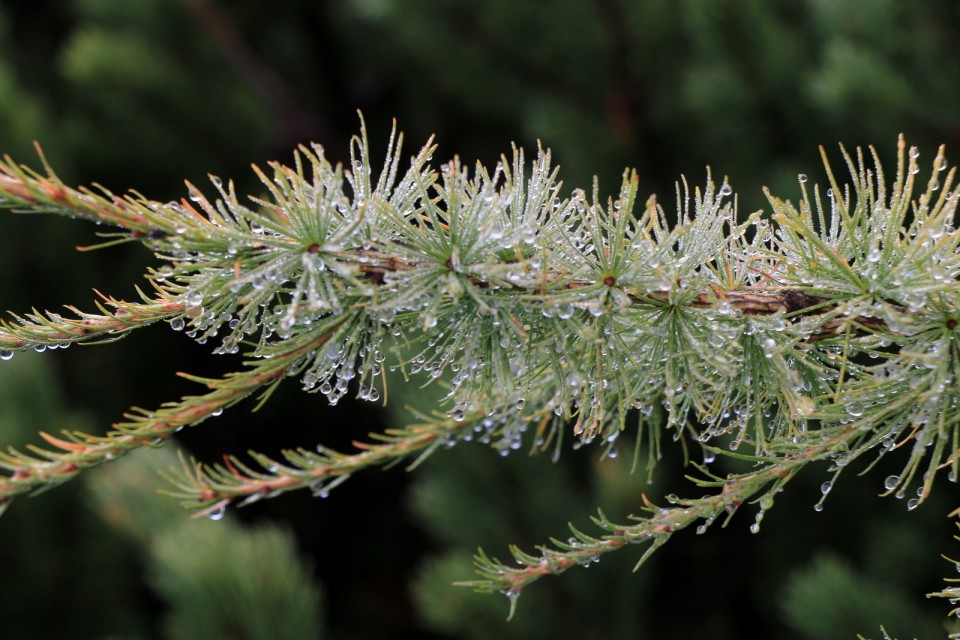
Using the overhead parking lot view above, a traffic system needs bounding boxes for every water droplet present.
[813,502,824,512]
[820,481,832,495]
[907,498,920,511]
[183,291,203,307]
[749,523,760,534]
[762,337,776,357]
[501,588,520,618]
[170,318,185,331]
[798,174,808,184]
[211,407,223,417]
[206,505,226,521]
[884,475,900,490]
[846,403,864,417]
[0,351,13,361]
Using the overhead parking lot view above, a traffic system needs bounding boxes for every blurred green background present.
[1,0,959,638]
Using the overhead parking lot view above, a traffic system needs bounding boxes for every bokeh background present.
[0,1,959,638]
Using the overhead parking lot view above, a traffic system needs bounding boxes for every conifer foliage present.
[0,121,958,625]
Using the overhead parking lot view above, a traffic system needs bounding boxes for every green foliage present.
[0,352,325,639]
[0,354,154,637]
[782,554,944,639]
[151,523,324,640]
[88,446,325,640]
[0,1,271,192]
[335,0,960,206]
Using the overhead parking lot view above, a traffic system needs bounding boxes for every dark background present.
[0,1,958,638]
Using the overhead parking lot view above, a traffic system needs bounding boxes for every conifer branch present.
[1,121,959,623]
[460,422,857,610]
[162,410,476,514]
[0,145,167,232]
[0,289,183,353]
[0,326,340,503]
[929,522,960,630]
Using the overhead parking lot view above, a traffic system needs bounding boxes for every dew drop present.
[170,318,185,331]
[798,174,808,184]
[820,481,832,495]
[907,498,920,511]
[762,337,776,357]
[749,523,760,534]
[884,475,900,490]
[206,505,226,521]
[501,588,520,615]
[846,403,864,417]
[0,351,13,361]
